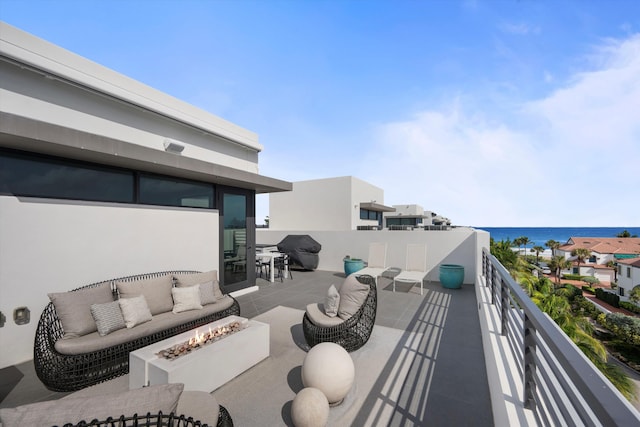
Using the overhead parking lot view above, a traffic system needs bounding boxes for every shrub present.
[563,274,583,281]
[581,285,595,294]
[573,295,599,318]
[595,288,620,308]
[564,284,583,300]
[601,313,640,345]
[620,301,640,315]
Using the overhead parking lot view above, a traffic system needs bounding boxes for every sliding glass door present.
[219,187,255,292]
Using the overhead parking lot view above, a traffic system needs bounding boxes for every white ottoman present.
[301,342,355,405]
[291,387,329,427]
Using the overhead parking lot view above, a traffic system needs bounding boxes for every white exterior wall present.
[269,176,385,231]
[0,23,260,173]
[257,227,488,285]
[0,196,219,368]
[618,263,640,301]
[351,178,385,229]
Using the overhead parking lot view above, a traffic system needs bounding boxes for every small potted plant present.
[343,255,365,276]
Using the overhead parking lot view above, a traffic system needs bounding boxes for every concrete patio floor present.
[0,269,493,426]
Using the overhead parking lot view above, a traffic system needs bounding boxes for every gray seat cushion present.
[55,295,235,355]
[0,383,183,427]
[116,274,174,316]
[306,303,345,328]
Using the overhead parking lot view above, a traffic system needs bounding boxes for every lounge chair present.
[393,244,427,295]
[302,274,376,352]
[355,242,389,284]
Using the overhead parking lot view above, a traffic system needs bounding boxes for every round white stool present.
[301,342,355,405]
[291,387,329,427]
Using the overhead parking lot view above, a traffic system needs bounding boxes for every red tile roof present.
[617,257,640,267]
[560,237,640,255]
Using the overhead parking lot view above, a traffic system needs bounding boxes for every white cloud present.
[363,34,640,227]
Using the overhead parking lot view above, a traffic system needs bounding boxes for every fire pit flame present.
[158,320,246,360]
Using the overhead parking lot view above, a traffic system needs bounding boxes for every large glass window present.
[0,150,134,202]
[387,217,419,226]
[360,208,381,221]
[139,174,214,208]
[0,149,218,209]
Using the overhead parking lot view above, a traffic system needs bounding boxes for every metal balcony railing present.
[481,248,640,427]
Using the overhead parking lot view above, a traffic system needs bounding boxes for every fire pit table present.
[129,315,269,392]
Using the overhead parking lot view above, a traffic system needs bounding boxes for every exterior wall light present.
[163,138,185,154]
[13,306,30,325]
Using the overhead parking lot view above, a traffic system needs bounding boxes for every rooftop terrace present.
[0,270,493,426]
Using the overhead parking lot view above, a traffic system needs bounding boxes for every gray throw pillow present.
[337,274,370,320]
[48,283,114,338]
[325,284,340,317]
[90,300,126,336]
[197,280,218,305]
[174,271,223,300]
[0,383,183,427]
[116,274,173,315]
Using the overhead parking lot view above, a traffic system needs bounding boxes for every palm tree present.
[549,256,571,284]
[513,237,524,256]
[606,260,618,282]
[490,238,519,273]
[520,236,531,258]
[546,239,560,257]
[532,245,545,265]
[571,248,591,277]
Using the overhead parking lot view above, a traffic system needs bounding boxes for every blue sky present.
[2,0,639,227]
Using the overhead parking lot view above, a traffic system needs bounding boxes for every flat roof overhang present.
[360,202,395,212]
[0,112,292,194]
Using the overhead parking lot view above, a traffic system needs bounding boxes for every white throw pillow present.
[118,295,152,328]
[172,285,203,314]
[325,284,340,318]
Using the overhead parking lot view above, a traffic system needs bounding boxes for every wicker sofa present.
[0,383,233,427]
[34,270,240,392]
[302,274,377,352]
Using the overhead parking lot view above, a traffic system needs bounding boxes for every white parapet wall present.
[257,227,489,284]
[0,195,220,368]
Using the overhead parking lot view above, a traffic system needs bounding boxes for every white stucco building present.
[0,22,290,368]
[617,257,640,302]
[268,176,395,231]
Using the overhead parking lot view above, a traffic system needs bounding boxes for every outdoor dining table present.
[256,250,288,283]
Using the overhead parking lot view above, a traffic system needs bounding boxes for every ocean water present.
[475,227,640,248]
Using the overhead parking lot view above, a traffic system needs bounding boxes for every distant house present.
[556,237,640,283]
[616,257,640,301]
[268,176,395,231]
[383,204,451,229]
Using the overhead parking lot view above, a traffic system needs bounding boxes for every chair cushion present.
[48,283,114,338]
[116,274,173,315]
[119,295,152,328]
[90,300,126,336]
[306,303,344,328]
[337,274,370,320]
[176,391,220,426]
[325,284,340,317]
[0,383,183,427]
[174,271,223,300]
[54,296,236,355]
[172,285,203,314]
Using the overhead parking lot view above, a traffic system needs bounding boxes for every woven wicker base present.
[34,271,240,392]
[302,274,376,353]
